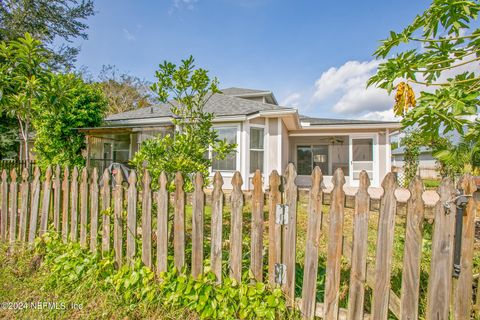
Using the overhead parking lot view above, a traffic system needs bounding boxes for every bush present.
[33,232,294,320]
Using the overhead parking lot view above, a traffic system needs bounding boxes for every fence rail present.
[0,164,478,319]
[0,160,36,179]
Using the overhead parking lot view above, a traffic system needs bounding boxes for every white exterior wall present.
[206,120,393,189]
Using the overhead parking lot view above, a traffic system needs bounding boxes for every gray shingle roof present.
[220,87,271,96]
[105,93,293,122]
[299,115,399,125]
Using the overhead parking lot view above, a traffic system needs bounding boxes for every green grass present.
[422,178,441,189]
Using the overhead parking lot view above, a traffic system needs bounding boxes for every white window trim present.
[209,124,241,177]
[249,124,266,175]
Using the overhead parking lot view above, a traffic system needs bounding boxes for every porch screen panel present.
[297,146,312,175]
[352,138,374,180]
[312,145,328,175]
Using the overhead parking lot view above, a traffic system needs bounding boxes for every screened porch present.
[289,135,377,187]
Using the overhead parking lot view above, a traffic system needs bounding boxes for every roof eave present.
[299,122,402,130]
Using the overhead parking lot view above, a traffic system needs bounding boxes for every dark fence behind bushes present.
[0,160,35,178]
[0,164,478,319]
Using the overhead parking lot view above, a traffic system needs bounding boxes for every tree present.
[369,0,480,175]
[131,56,236,191]
[33,73,107,169]
[0,112,18,159]
[0,33,51,164]
[0,0,95,68]
[97,65,154,115]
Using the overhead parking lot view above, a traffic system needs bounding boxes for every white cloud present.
[122,28,135,41]
[313,60,381,102]
[360,109,400,122]
[333,86,391,114]
[281,92,301,108]
[309,59,394,116]
[169,0,198,14]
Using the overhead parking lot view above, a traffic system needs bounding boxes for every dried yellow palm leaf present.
[394,81,416,116]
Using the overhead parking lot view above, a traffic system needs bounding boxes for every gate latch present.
[274,263,286,285]
[275,204,289,225]
[453,191,469,278]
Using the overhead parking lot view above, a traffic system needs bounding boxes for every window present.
[250,127,264,173]
[297,145,328,175]
[212,127,237,171]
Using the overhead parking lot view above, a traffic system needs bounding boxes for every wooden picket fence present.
[0,163,478,320]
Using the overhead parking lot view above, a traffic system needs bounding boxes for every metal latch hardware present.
[275,204,289,225]
[274,263,286,284]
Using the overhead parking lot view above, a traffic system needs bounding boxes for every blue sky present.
[72,0,430,120]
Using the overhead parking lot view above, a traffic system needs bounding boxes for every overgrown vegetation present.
[33,73,107,170]
[369,0,480,176]
[98,65,154,115]
[0,34,107,167]
[0,232,293,319]
[131,56,236,191]
[0,33,51,163]
[0,0,95,69]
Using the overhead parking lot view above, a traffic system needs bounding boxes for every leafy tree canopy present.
[369,0,480,175]
[131,56,236,191]
[0,112,18,159]
[0,0,95,69]
[0,33,51,163]
[97,65,154,115]
[33,72,107,169]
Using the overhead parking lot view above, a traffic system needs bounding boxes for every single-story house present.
[80,87,401,189]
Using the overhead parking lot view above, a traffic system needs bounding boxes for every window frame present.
[249,125,266,174]
[210,124,241,175]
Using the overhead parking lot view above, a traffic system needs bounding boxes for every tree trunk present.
[17,117,29,164]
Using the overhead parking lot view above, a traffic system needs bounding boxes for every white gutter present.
[292,122,402,131]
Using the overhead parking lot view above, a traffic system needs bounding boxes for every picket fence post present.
[301,166,324,319]
[453,174,477,319]
[39,166,53,237]
[324,168,346,320]
[268,170,281,286]
[251,170,264,282]
[372,172,398,320]
[346,170,370,320]
[1,170,8,240]
[156,172,168,275]
[229,171,243,283]
[192,172,205,279]
[79,167,88,247]
[142,169,152,268]
[70,166,79,242]
[101,169,111,254]
[53,165,61,231]
[90,168,99,253]
[61,166,70,243]
[113,170,123,267]
[18,167,29,242]
[9,169,18,244]
[126,170,137,264]
[28,167,41,244]
[400,176,424,320]
[174,172,185,271]
[211,171,224,283]
[426,177,456,320]
[282,163,297,306]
